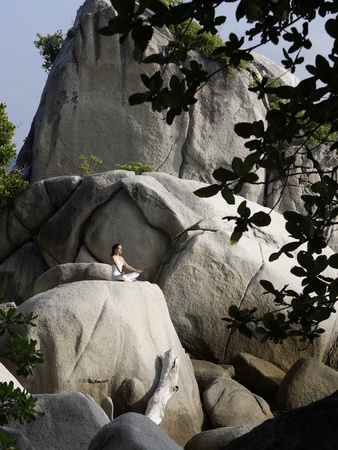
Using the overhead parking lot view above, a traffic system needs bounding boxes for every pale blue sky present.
[0,0,84,150]
[0,1,333,152]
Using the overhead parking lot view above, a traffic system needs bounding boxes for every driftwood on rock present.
[145,349,179,425]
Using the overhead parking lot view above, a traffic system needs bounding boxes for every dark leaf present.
[250,211,271,227]
[328,253,338,269]
[194,184,221,197]
[232,157,244,176]
[234,122,253,138]
[129,92,149,106]
[230,230,243,245]
[213,167,237,183]
[260,280,275,293]
[221,187,235,204]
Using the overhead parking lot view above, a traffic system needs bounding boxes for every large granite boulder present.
[15,0,297,207]
[6,280,203,446]
[2,392,109,450]
[1,172,338,371]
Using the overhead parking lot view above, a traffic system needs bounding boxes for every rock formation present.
[1,171,338,372]
[9,280,203,445]
[1,0,338,448]
[15,0,297,207]
[1,392,110,450]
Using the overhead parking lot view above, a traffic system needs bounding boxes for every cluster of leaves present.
[0,103,29,211]
[252,76,338,147]
[115,161,155,174]
[0,382,43,427]
[0,305,44,378]
[160,0,233,66]
[98,0,338,345]
[34,30,64,72]
[78,154,103,178]
[98,1,252,124]
[0,291,44,447]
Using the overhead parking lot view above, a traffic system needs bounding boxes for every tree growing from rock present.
[34,30,64,72]
[97,0,338,345]
[0,103,28,212]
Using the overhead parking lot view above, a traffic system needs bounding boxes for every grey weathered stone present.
[14,280,203,446]
[203,378,273,428]
[0,302,16,313]
[15,0,297,208]
[33,262,114,295]
[37,171,131,263]
[277,357,338,410]
[1,172,337,372]
[250,52,298,88]
[13,179,56,230]
[231,353,285,399]
[43,175,82,208]
[184,424,258,450]
[0,206,17,264]
[5,392,109,450]
[13,175,81,230]
[0,242,49,304]
[7,208,34,247]
[83,185,171,281]
[88,412,183,450]
[75,244,100,263]
[122,175,206,240]
[191,359,232,394]
[221,391,338,450]
[113,378,146,416]
[100,396,114,420]
[0,427,33,450]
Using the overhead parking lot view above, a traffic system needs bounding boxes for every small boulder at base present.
[184,424,258,450]
[203,378,273,428]
[277,357,338,410]
[231,352,285,399]
[191,359,233,395]
[89,412,183,450]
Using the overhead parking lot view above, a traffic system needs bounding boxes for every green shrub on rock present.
[115,161,155,175]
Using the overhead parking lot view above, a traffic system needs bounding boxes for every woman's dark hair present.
[111,243,121,256]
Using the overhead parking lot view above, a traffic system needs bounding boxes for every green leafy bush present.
[115,161,155,175]
[78,154,103,178]
[0,103,29,211]
[34,31,64,72]
[0,290,44,447]
[160,0,239,68]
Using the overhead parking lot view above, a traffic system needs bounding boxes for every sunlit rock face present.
[16,0,297,205]
[1,171,338,372]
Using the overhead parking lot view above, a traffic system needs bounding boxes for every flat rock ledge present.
[34,262,113,295]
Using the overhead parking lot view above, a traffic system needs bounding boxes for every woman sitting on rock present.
[111,243,142,282]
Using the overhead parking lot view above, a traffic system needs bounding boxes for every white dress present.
[112,258,139,282]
